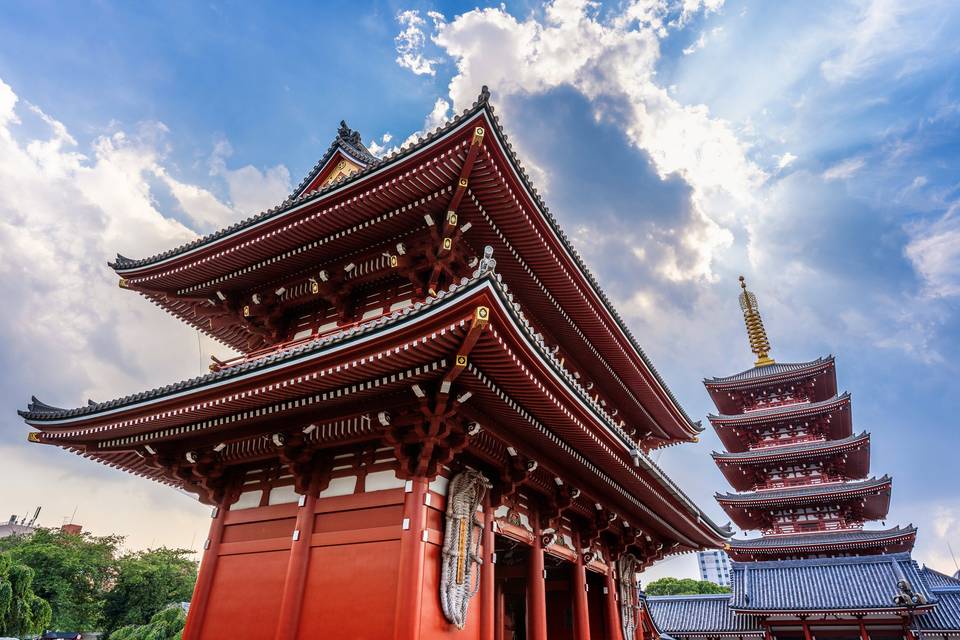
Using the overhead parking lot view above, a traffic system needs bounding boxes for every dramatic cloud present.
[0,76,259,548]
[410,0,766,284]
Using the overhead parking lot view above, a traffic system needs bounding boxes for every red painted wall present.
[200,550,289,639]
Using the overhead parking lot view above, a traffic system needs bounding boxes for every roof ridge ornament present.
[738,276,775,368]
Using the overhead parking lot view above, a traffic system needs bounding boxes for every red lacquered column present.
[480,496,496,640]
[274,489,319,640]
[527,519,548,640]
[604,560,624,640]
[572,533,591,640]
[181,503,228,640]
[394,476,429,640]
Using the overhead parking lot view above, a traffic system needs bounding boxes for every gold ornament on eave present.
[738,276,775,367]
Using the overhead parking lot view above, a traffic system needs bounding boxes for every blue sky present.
[0,0,958,580]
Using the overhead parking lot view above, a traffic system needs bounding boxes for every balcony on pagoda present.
[715,475,893,532]
[713,432,871,491]
[725,525,919,561]
[704,357,838,416]
[709,393,853,453]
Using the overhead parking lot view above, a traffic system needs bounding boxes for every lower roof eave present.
[733,606,935,616]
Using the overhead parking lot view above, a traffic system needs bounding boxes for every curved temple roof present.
[20,268,732,545]
[704,357,835,387]
[728,525,917,553]
[730,553,937,613]
[716,475,892,505]
[103,86,702,440]
[712,431,869,464]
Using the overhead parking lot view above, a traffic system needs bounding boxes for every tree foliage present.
[0,529,197,637]
[0,550,52,636]
[0,528,121,631]
[109,605,186,640]
[103,548,196,636]
[644,577,731,595]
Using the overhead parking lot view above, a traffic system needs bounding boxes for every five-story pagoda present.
[706,278,916,562]
[19,88,730,640]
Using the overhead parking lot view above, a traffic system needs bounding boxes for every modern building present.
[19,88,730,640]
[647,279,957,640]
[697,549,732,587]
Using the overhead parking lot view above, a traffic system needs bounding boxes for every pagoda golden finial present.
[738,276,775,367]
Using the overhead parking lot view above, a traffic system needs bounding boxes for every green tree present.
[0,527,122,631]
[109,605,186,640]
[102,548,197,637]
[645,577,731,595]
[0,551,52,636]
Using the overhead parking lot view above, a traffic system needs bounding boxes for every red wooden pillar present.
[182,503,228,640]
[858,619,870,640]
[274,490,318,640]
[528,517,548,640]
[802,620,813,640]
[394,476,429,640]
[605,560,624,640]
[480,496,496,640]
[572,533,591,640]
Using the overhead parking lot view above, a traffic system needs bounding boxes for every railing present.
[743,396,810,413]
[767,520,862,535]
[749,434,826,450]
[755,474,841,490]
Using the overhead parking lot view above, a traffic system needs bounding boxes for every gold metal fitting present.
[243,305,251,317]
[474,306,490,325]
[118,278,129,289]
[442,237,453,251]
[472,127,485,145]
[458,178,468,188]
[389,255,398,268]
[27,432,41,443]
[455,355,468,368]
[310,278,320,294]
[447,211,458,226]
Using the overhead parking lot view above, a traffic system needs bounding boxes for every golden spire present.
[738,276,775,367]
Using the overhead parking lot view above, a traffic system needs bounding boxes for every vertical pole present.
[605,560,624,640]
[572,532,591,640]
[274,489,318,640]
[181,503,228,640]
[480,496,496,640]
[394,476,429,640]
[528,513,548,640]
[495,581,505,640]
[858,619,870,640]
[802,620,813,640]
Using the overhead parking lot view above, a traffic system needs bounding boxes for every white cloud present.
[776,151,797,170]
[412,0,766,283]
[905,203,960,298]
[395,10,441,76]
[822,156,865,180]
[0,76,236,551]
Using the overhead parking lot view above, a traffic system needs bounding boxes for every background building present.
[697,549,732,587]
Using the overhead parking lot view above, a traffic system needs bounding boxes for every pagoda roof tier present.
[916,568,960,636]
[716,476,892,530]
[105,88,701,447]
[712,432,870,491]
[710,393,853,453]
[705,357,837,415]
[20,269,730,551]
[729,553,937,614]
[726,525,917,561]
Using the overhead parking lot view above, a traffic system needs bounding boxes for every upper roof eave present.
[728,525,917,550]
[712,431,869,464]
[105,86,702,439]
[708,392,851,425]
[715,475,892,504]
[704,356,835,388]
